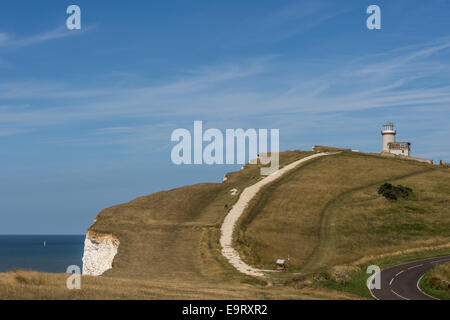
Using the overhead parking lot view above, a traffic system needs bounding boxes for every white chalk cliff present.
[82,231,119,276]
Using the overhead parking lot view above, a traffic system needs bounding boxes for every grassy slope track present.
[303,168,434,271]
[235,151,450,275]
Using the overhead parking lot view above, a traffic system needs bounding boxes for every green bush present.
[428,276,450,291]
[378,183,413,200]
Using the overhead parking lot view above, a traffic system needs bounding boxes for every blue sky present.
[1,0,449,234]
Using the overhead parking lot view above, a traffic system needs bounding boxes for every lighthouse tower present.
[381,122,396,153]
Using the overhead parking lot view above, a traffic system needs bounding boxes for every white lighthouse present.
[381,122,396,153]
[381,122,411,157]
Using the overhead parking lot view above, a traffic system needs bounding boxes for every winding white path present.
[220,152,337,277]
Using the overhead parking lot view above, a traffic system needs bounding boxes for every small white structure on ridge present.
[381,122,411,157]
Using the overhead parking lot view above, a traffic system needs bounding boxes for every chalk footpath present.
[220,152,336,277]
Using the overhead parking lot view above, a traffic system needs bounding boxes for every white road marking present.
[396,270,404,277]
[407,264,423,270]
[389,269,405,286]
[391,289,410,300]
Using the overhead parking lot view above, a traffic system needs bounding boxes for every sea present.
[0,235,85,273]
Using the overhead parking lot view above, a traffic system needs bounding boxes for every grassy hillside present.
[0,150,357,299]
[89,150,315,283]
[235,151,450,273]
[1,149,448,299]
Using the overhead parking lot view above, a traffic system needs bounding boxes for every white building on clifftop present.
[381,122,411,157]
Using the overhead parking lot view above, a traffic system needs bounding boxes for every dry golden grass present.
[235,151,447,272]
[2,150,360,299]
[0,268,362,300]
[324,169,450,268]
[90,150,315,283]
[2,149,447,300]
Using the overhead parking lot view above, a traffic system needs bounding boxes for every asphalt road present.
[370,255,450,300]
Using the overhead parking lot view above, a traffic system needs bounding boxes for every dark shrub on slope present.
[378,183,413,200]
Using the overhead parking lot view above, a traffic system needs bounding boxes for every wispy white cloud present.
[89,127,136,135]
[0,25,92,51]
[0,38,449,153]
[357,39,450,77]
[0,82,111,99]
[225,1,349,46]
